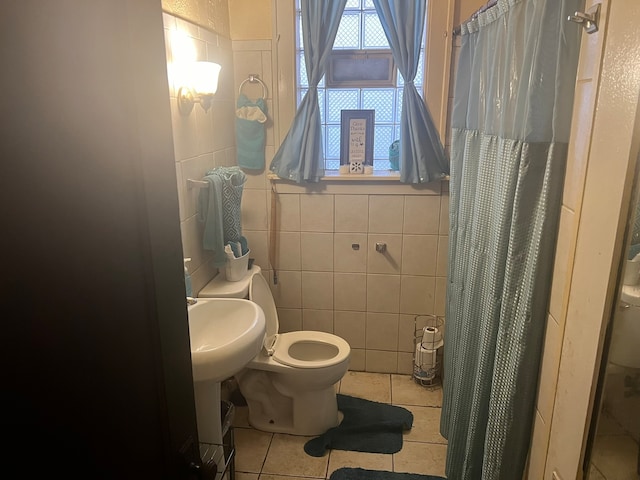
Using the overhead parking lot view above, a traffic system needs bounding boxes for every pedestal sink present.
[188,298,265,462]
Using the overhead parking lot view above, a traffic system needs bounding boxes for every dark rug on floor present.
[304,394,413,457]
[330,468,446,480]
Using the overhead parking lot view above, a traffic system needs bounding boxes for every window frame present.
[272,0,454,179]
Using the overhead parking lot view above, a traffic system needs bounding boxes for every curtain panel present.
[269,0,347,183]
[441,0,583,478]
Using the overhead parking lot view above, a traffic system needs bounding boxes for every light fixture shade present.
[191,61,221,95]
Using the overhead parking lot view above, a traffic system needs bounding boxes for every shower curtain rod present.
[453,0,498,35]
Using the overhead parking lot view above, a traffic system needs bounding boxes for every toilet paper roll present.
[415,343,438,371]
[421,326,444,349]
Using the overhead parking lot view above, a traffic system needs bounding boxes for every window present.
[295,0,426,171]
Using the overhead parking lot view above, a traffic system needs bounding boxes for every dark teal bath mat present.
[330,468,445,480]
[304,394,413,457]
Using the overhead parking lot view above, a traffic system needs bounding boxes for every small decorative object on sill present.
[340,109,375,175]
[389,140,400,171]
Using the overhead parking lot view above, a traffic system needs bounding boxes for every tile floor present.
[231,371,448,480]
[588,410,639,480]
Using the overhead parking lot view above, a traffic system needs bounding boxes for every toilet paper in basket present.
[414,326,444,380]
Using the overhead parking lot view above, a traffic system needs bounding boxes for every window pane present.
[395,125,401,142]
[326,159,341,170]
[327,89,359,123]
[395,88,403,122]
[374,125,394,160]
[317,88,325,123]
[374,158,392,171]
[326,125,341,159]
[298,52,308,87]
[363,13,388,48]
[297,13,303,49]
[298,88,307,108]
[362,89,395,123]
[345,0,361,9]
[364,0,376,9]
[334,13,361,49]
[414,50,425,86]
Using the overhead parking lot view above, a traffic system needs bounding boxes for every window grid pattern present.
[296,0,425,171]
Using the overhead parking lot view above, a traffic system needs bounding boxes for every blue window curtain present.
[440,0,582,478]
[372,0,449,184]
[269,0,347,183]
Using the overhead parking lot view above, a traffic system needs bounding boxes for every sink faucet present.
[187,297,197,306]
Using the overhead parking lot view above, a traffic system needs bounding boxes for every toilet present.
[609,283,640,369]
[198,265,351,436]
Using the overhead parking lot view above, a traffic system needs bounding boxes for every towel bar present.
[187,178,209,189]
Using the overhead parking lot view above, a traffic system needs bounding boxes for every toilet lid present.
[249,272,279,351]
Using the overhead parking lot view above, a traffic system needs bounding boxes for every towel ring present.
[238,74,267,98]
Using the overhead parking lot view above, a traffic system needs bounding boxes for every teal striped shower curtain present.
[441,0,583,478]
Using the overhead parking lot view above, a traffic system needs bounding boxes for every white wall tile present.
[368,234,403,274]
[366,313,399,350]
[301,194,334,232]
[334,233,368,273]
[400,276,436,315]
[276,194,301,232]
[335,310,366,348]
[436,236,449,277]
[369,195,405,233]
[334,273,367,311]
[276,232,301,271]
[335,194,370,232]
[241,188,268,230]
[270,270,301,308]
[277,307,302,333]
[301,271,334,309]
[404,195,441,234]
[366,274,401,313]
[303,309,334,333]
[366,350,398,373]
[349,349,366,371]
[398,314,417,353]
[402,235,438,276]
[439,193,450,235]
[301,232,334,271]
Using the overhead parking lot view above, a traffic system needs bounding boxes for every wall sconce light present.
[177,61,221,114]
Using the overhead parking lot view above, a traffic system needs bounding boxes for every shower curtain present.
[441,0,583,479]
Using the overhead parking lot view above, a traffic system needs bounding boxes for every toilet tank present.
[198,265,261,298]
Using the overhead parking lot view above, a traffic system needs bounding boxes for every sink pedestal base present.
[193,380,225,470]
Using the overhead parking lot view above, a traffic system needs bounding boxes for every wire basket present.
[413,315,445,387]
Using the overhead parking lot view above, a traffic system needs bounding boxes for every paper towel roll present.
[421,326,444,349]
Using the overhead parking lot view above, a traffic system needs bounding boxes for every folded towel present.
[197,167,247,267]
[236,93,268,170]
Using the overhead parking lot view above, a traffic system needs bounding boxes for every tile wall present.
[232,37,450,374]
[162,11,237,295]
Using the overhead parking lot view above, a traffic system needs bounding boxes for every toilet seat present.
[249,272,350,369]
[272,331,351,369]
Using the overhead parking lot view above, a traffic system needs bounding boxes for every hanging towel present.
[197,166,247,267]
[235,93,268,170]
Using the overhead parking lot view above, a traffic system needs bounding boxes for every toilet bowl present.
[198,266,351,436]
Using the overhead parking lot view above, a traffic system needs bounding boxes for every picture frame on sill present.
[340,109,375,174]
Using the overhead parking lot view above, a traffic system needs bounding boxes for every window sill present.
[267,171,402,182]
[266,171,449,195]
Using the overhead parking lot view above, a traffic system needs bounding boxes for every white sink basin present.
[188,298,265,383]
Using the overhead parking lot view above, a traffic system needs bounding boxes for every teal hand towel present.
[197,167,247,267]
[236,93,267,170]
[197,174,225,266]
